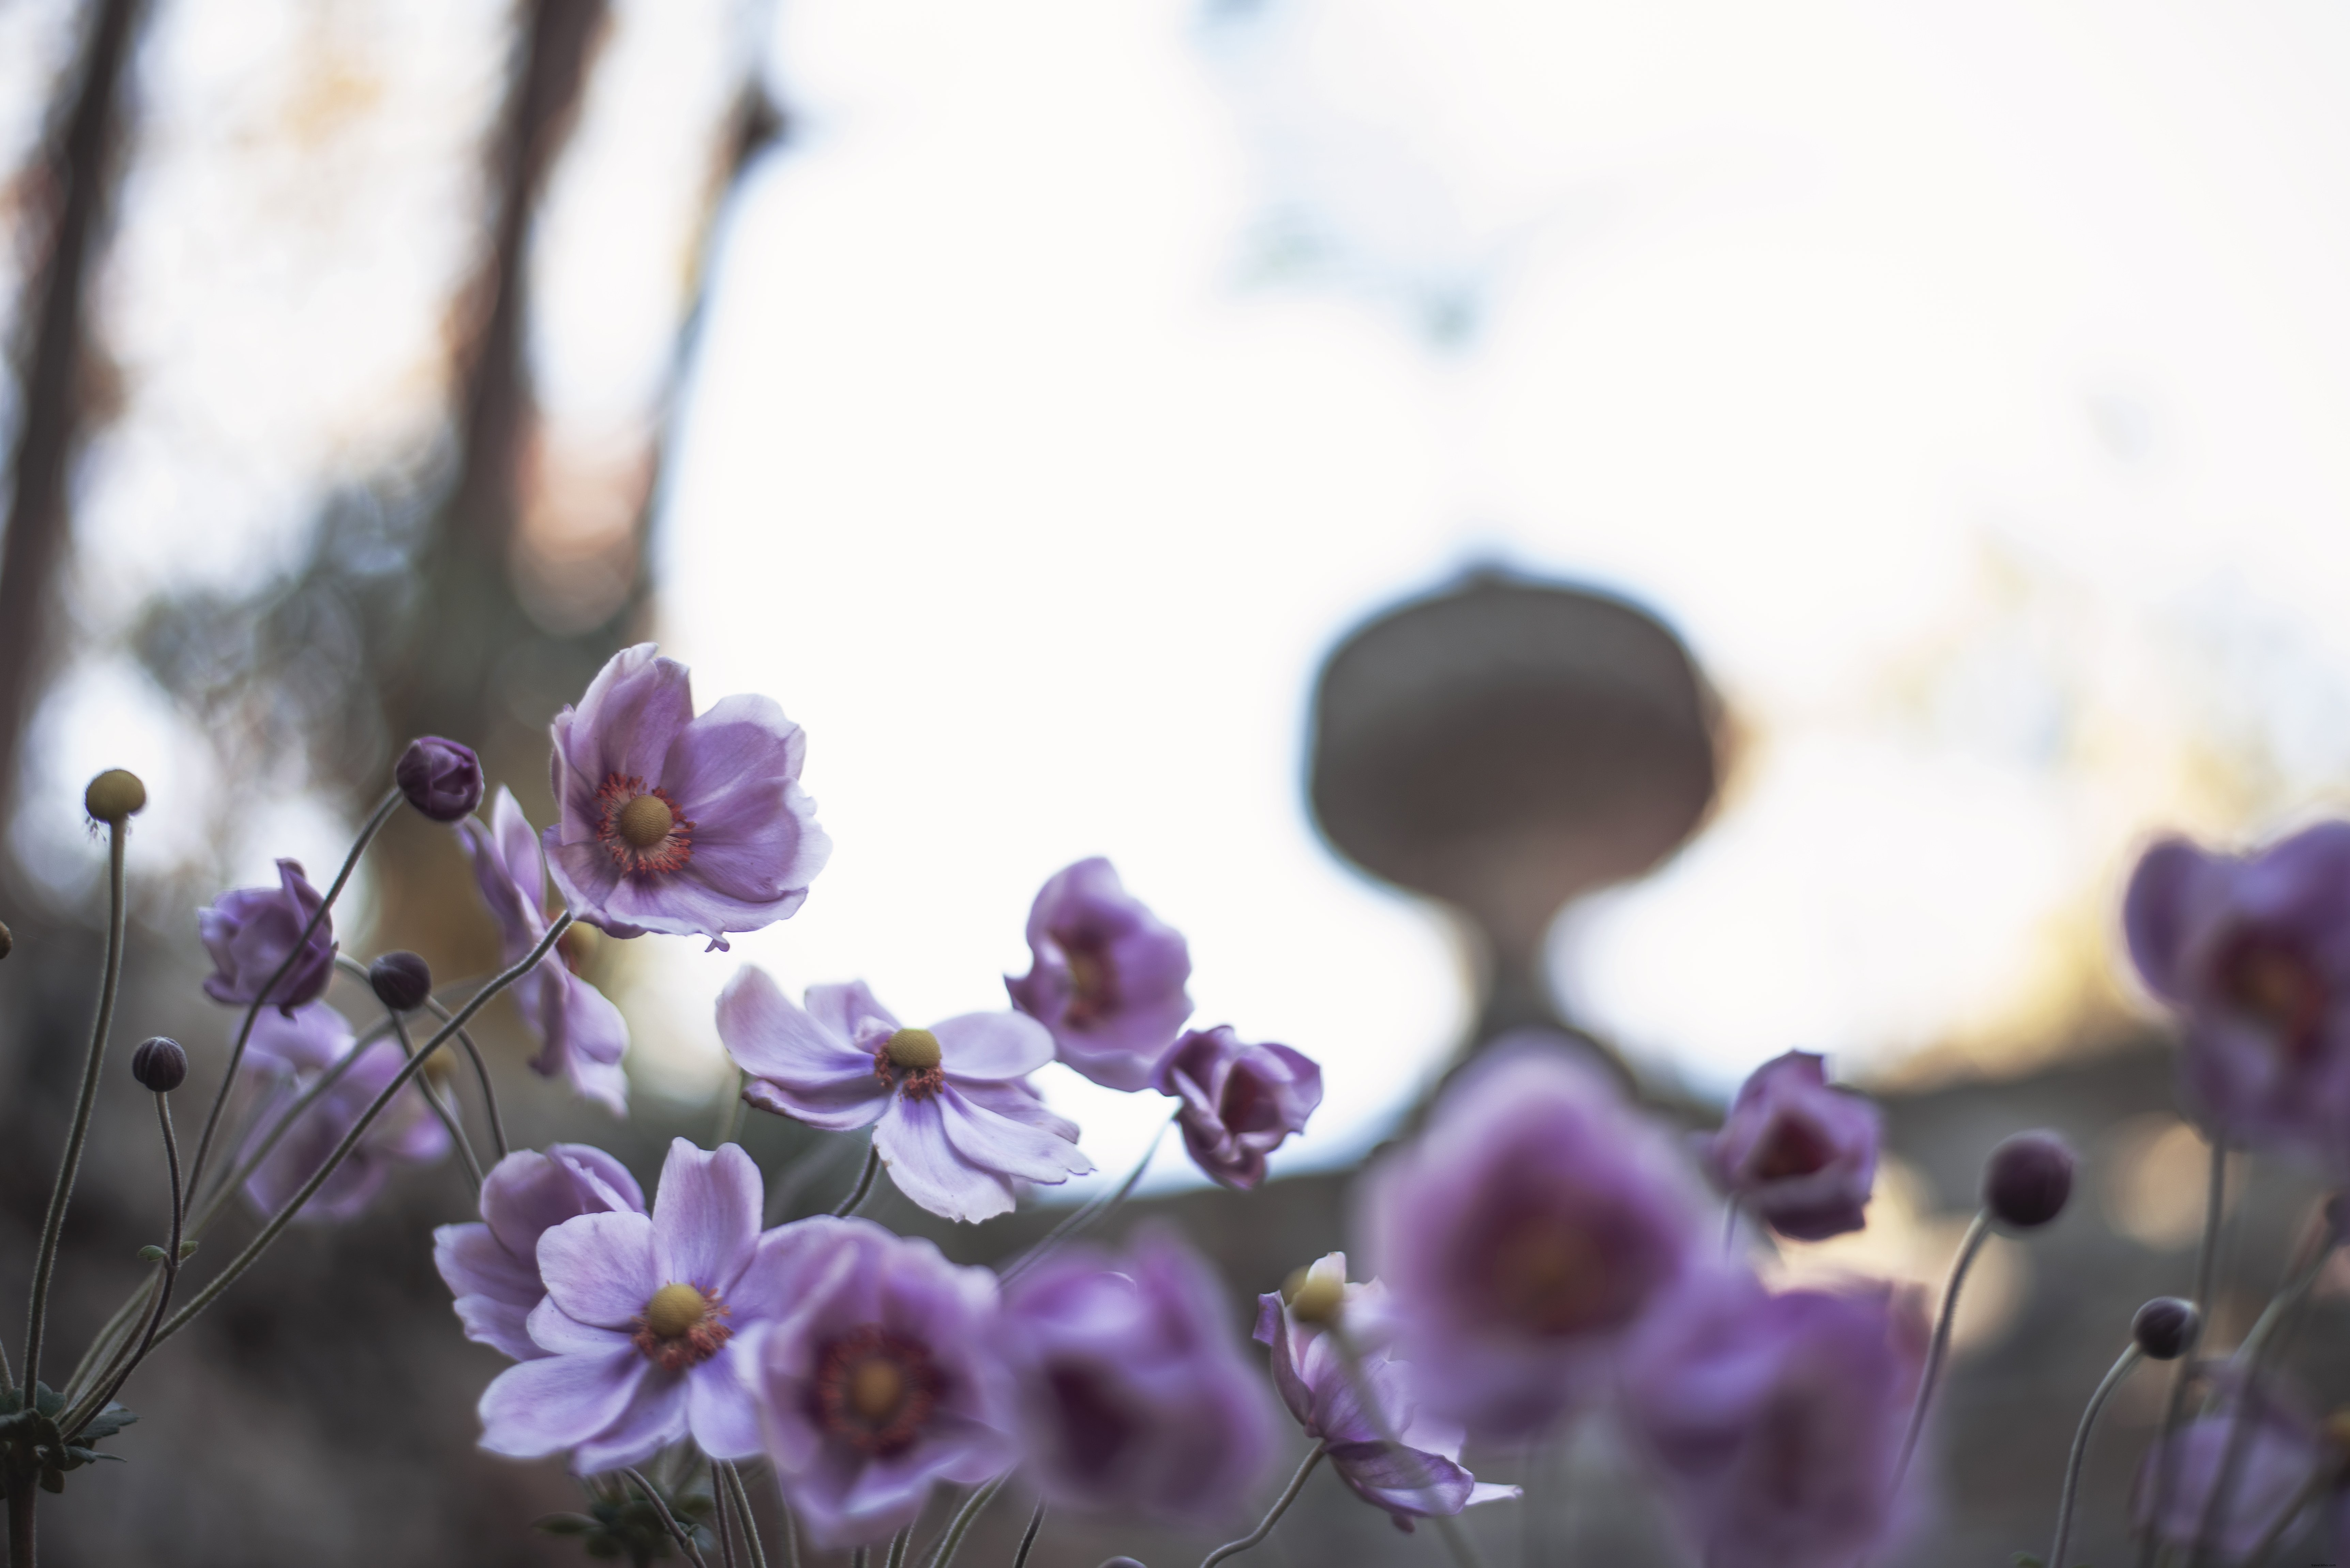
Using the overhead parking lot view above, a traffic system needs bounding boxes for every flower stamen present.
[631,1282,732,1372]
[872,1027,947,1101]
[813,1326,942,1455]
[595,774,695,877]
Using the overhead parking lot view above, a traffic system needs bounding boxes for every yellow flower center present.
[885,1028,942,1072]
[644,1282,707,1339]
[849,1357,907,1423]
[617,793,677,850]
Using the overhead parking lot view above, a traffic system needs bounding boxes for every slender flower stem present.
[61,1096,184,1436]
[185,787,400,1201]
[1330,1327,1489,1568]
[711,1469,741,1568]
[2188,1251,2326,1568]
[334,952,508,1165]
[715,1069,748,1149]
[765,1467,804,1568]
[884,1523,913,1568]
[1010,1498,1045,1568]
[388,1013,484,1190]
[922,1474,1006,1568]
[852,1550,870,1568]
[2047,1344,2142,1568]
[1200,1444,1327,1567]
[833,1142,881,1218]
[625,1467,711,1568]
[21,818,129,1392]
[718,1462,769,1568]
[1001,1109,1176,1285]
[150,915,571,1348]
[181,1017,386,1238]
[1895,1209,1991,1490]
[2140,1140,2231,1568]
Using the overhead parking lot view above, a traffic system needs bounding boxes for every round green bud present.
[84,769,147,824]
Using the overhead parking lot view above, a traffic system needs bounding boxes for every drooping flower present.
[1160,1026,1322,1190]
[736,1217,1017,1547]
[240,1027,452,1222]
[2124,824,2350,1169]
[459,786,631,1113]
[199,859,336,1015]
[716,967,1092,1224]
[1700,1051,1879,1242]
[1357,1040,1707,1440]
[1001,1229,1276,1524]
[435,1145,647,1362]
[477,1140,782,1474]
[1622,1275,1929,1568]
[1006,858,1193,1091]
[1255,1253,1519,1531]
[544,644,830,951]
[397,735,485,822]
[2131,1382,2331,1561]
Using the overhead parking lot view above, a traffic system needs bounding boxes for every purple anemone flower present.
[436,1145,647,1361]
[199,859,336,1015]
[240,1027,452,1222]
[1358,1040,1707,1440]
[1001,1229,1277,1525]
[1701,1051,1880,1242]
[2132,1383,2330,1561]
[1622,1274,1928,1568]
[1255,1253,1519,1531]
[716,967,1092,1224]
[1159,1026,1322,1190]
[460,786,632,1113]
[477,1139,782,1474]
[545,644,830,951]
[1006,858,1193,1091]
[2125,824,2350,1169]
[244,1000,353,1075]
[736,1217,1017,1547]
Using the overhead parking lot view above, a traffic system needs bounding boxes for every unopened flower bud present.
[131,1036,187,1093]
[1983,1131,2075,1230]
[395,736,483,823]
[2132,1296,2199,1361]
[84,768,146,824]
[368,950,434,1013]
[1283,1265,1346,1327]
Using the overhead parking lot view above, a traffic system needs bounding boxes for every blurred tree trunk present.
[0,0,150,867]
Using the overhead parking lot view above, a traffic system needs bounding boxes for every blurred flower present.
[1254,1253,1518,1531]
[396,735,484,823]
[1622,1275,1928,1568]
[2125,824,2350,1169]
[1002,1229,1275,1524]
[2132,1382,2331,1561]
[460,786,631,1113]
[240,1028,451,1222]
[1006,858,1193,1090]
[737,1217,1016,1547]
[544,644,830,951]
[1357,1039,1706,1440]
[244,1000,353,1075]
[1160,1025,1322,1189]
[199,859,335,1015]
[477,1140,778,1474]
[435,1144,647,1363]
[717,967,1091,1224]
[1701,1050,1879,1241]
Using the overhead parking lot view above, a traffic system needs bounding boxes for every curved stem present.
[21,818,128,1391]
[335,952,509,1165]
[1001,1109,1175,1285]
[1895,1209,1991,1490]
[1010,1498,1045,1568]
[833,1143,881,1218]
[884,1523,912,1568]
[150,916,571,1348]
[183,1019,385,1237]
[60,1096,183,1437]
[389,1012,483,1190]
[2140,1139,2231,1568]
[710,1468,741,1568]
[1200,1445,1326,1568]
[2047,1344,2141,1568]
[185,787,400,1200]
[922,1475,1005,1568]
[625,1466,710,1568]
[718,1462,769,1568]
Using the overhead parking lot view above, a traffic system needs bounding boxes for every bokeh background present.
[5,0,2350,1562]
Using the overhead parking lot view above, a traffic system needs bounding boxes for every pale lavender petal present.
[552,644,695,816]
[873,1100,1018,1224]
[934,1087,1093,1184]
[686,1352,763,1459]
[807,981,900,1040]
[478,1350,645,1458]
[659,695,832,901]
[649,1139,760,1293]
[955,1079,1081,1144]
[245,1001,353,1075]
[435,1222,538,1308]
[539,1211,658,1329]
[456,1295,539,1362]
[743,1077,887,1130]
[571,1370,693,1476]
[717,966,874,1087]
[527,1297,639,1357]
[932,1012,1054,1081]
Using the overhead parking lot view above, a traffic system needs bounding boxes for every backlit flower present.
[1700,1051,1879,1242]
[199,859,336,1015]
[460,786,631,1113]
[717,967,1092,1224]
[1006,858,1193,1090]
[1160,1026,1322,1190]
[1255,1253,1518,1531]
[545,645,830,951]
[1358,1040,1706,1440]
[736,1217,1017,1547]
[436,1145,647,1362]
[1002,1229,1276,1524]
[240,1022,451,1222]
[477,1140,781,1474]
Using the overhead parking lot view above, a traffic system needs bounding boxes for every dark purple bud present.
[2132,1297,2200,1361]
[395,736,484,823]
[1983,1131,2075,1230]
[131,1036,188,1093]
[368,951,434,1013]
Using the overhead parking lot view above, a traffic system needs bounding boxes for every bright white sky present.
[20,0,2350,1197]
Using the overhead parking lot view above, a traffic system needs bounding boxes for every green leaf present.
[137,1245,166,1263]
[2014,1556,2047,1568]
[178,1240,198,1261]
[31,1383,66,1419]
[75,1403,136,1443]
